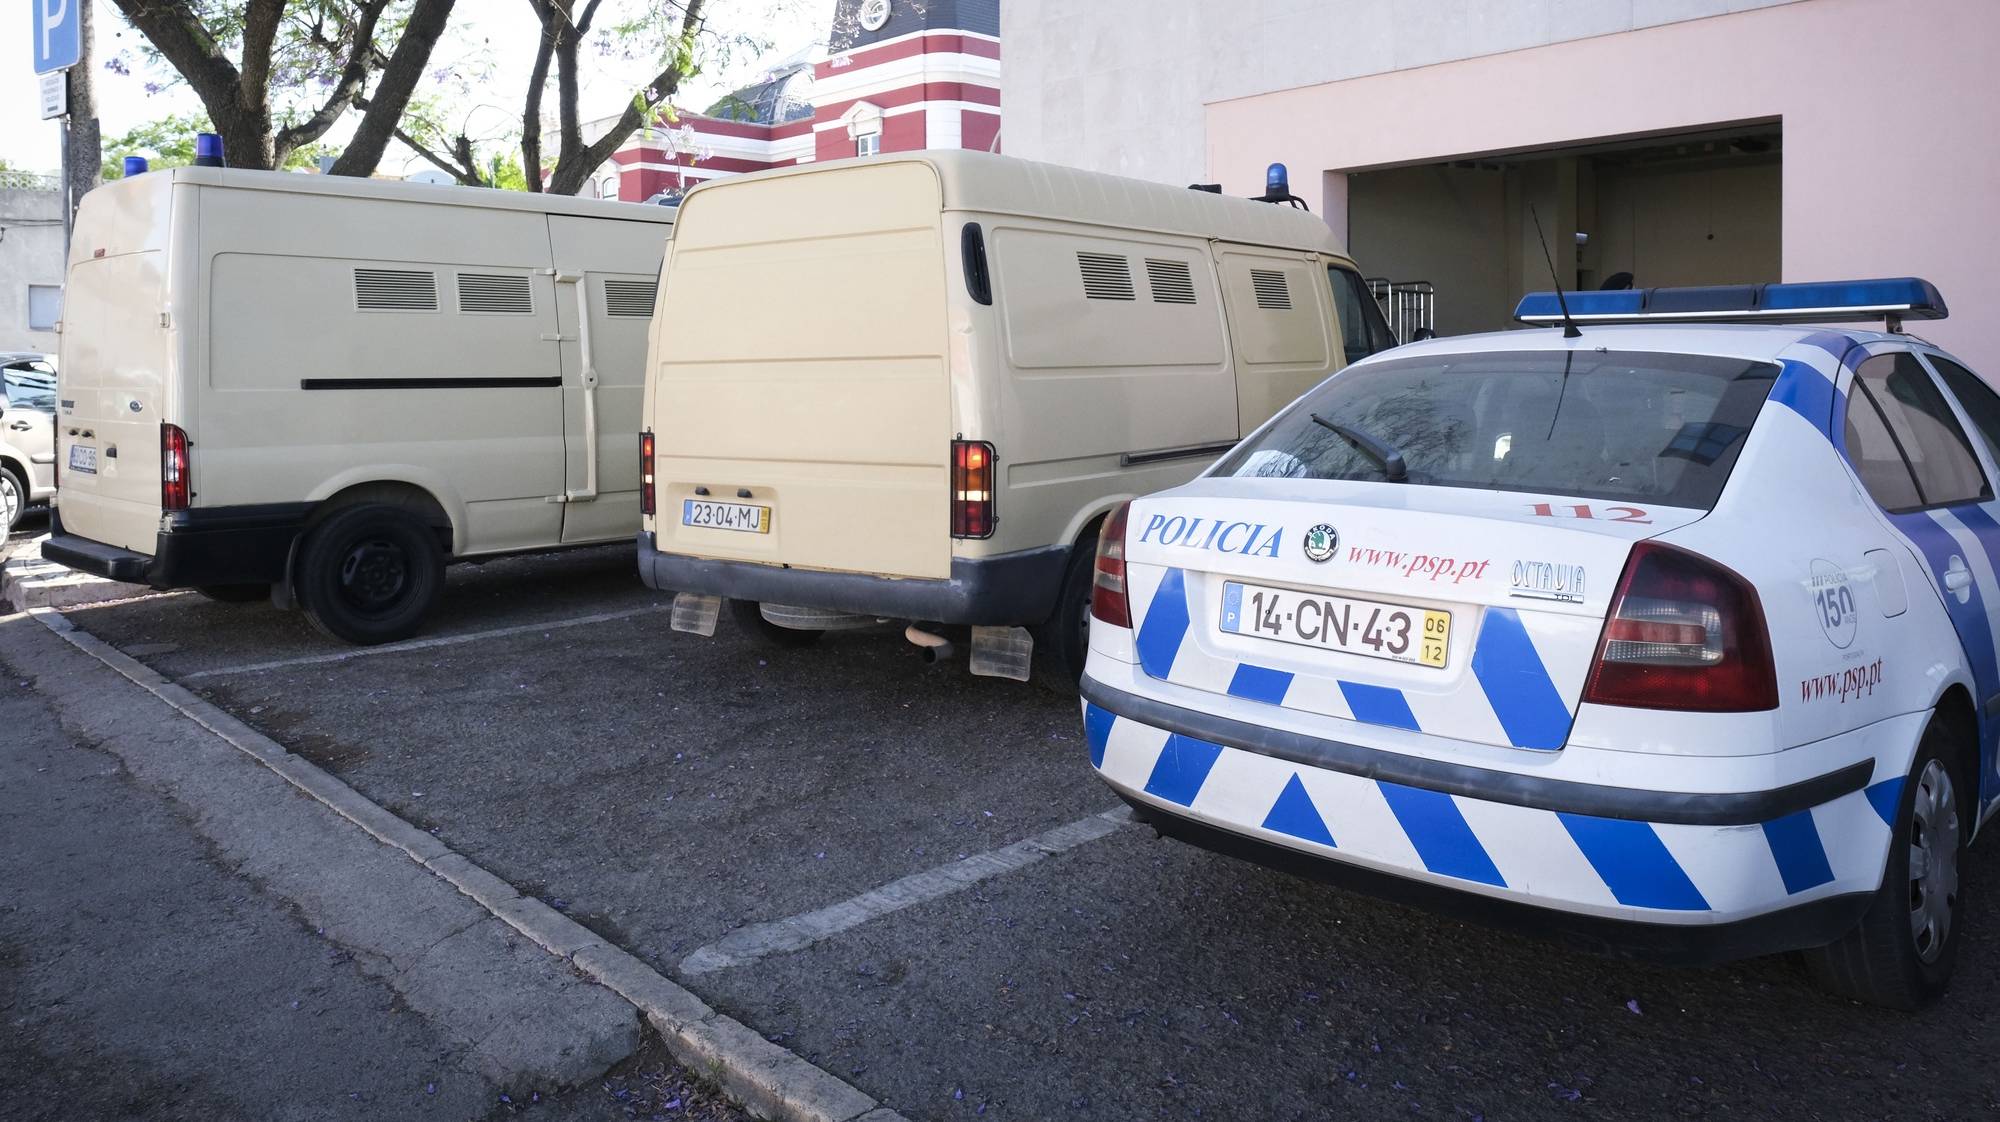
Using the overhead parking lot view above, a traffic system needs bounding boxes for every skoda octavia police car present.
[1081,278,1995,1008]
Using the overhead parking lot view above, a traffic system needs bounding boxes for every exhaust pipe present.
[905,624,954,664]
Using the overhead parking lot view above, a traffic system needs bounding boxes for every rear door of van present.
[650,162,953,580]
[56,175,181,554]
[1214,246,1339,433]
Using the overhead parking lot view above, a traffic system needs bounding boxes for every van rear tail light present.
[640,430,656,517]
[1090,502,1132,629]
[951,439,996,539]
[1581,541,1776,712]
[161,423,190,512]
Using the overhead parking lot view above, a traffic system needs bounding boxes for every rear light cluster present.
[1582,541,1777,712]
[1090,502,1131,628]
[639,430,656,517]
[161,423,190,512]
[951,439,996,539]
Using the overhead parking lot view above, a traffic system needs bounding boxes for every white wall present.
[1001,0,1807,188]
[0,186,65,354]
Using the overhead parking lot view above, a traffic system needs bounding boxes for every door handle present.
[1946,569,1973,593]
[6,421,29,431]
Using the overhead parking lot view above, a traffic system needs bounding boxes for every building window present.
[27,285,60,332]
[856,133,880,158]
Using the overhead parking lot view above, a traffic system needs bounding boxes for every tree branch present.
[521,0,561,192]
[275,0,392,160]
[545,0,707,196]
[329,0,460,177]
[395,126,487,186]
[235,0,285,115]
[109,0,243,117]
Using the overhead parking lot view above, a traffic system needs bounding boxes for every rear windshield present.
[1212,349,1779,509]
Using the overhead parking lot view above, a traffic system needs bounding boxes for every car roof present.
[1368,323,1906,367]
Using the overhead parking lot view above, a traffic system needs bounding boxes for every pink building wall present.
[1206,0,2000,372]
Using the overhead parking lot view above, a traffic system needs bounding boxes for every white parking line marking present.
[679,807,1137,976]
[176,604,666,680]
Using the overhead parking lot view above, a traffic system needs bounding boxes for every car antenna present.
[1528,202,1581,339]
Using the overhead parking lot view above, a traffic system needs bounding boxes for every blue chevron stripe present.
[1227,663,1294,705]
[1376,782,1504,886]
[1761,809,1836,895]
[1083,702,1116,769]
[1262,773,1335,848]
[1865,777,1903,827]
[1557,813,1709,911]
[1142,733,1224,807]
[1469,607,1572,750]
[1136,568,1191,680]
[1338,681,1420,731]
[1768,357,1839,440]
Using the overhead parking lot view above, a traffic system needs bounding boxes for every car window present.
[1,368,57,413]
[1326,267,1396,362]
[1929,355,2000,465]
[1211,349,1777,509]
[1849,352,1988,508]
[1843,381,1925,511]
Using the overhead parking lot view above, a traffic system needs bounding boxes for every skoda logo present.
[1303,523,1338,563]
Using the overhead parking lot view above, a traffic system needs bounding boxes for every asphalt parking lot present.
[24,543,2000,1121]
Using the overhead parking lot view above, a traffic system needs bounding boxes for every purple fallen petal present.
[1626,999,1643,1015]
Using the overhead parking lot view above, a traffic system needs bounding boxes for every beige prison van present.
[44,167,672,643]
[639,150,1398,682]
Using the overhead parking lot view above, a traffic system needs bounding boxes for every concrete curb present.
[1,536,148,613]
[28,607,911,1122]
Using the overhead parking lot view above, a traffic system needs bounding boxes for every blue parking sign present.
[33,0,81,74]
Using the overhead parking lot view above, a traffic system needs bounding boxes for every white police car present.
[1081,278,1998,1008]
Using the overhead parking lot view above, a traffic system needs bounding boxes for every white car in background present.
[1082,278,1996,1008]
[1,353,57,532]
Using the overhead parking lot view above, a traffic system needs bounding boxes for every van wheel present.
[296,504,445,646]
[728,599,822,647]
[0,466,25,532]
[1804,717,1968,1009]
[1032,545,1094,692]
[197,584,270,604]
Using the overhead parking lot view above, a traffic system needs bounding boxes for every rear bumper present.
[1080,673,1892,964]
[43,503,309,589]
[637,531,1070,626]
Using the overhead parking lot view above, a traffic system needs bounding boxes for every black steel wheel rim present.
[336,536,411,615]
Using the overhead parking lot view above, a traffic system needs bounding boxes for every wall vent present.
[354,268,439,312]
[457,273,533,315]
[1145,259,1198,305]
[603,279,658,318]
[1250,268,1292,311]
[1077,252,1136,301]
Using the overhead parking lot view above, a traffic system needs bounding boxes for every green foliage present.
[483,152,528,192]
[102,113,334,179]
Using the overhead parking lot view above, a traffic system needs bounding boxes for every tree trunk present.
[540,0,707,197]
[64,0,101,222]
[329,0,458,177]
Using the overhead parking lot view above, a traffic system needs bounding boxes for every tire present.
[1032,543,1095,692]
[728,598,822,647]
[0,466,24,533]
[196,583,271,604]
[1804,716,1969,1009]
[295,504,445,646]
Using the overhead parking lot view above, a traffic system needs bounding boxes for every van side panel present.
[1214,246,1338,432]
[53,175,182,554]
[548,215,670,544]
[980,222,1238,555]
[196,187,567,555]
[651,162,952,581]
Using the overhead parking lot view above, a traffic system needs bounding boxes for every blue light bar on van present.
[1514,278,1947,328]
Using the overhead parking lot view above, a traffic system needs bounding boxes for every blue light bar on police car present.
[1514,277,1947,327]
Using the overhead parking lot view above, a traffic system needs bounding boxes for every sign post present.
[33,0,85,257]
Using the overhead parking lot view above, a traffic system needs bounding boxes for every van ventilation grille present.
[457,273,533,315]
[1077,252,1136,301]
[603,279,658,318]
[354,268,439,312]
[1250,268,1292,311]
[1145,259,1198,305]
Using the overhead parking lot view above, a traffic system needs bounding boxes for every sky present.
[1,0,826,176]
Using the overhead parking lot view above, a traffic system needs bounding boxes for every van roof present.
[136,166,675,224]
[683,150,1351,258]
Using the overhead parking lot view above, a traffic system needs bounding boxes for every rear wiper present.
[1311,413,1407,482]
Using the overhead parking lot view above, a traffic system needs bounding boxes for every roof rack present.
[1514,278,1947,333]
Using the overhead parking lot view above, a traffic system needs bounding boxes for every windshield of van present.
[1211,349,1780,509]
[3,365,57,413]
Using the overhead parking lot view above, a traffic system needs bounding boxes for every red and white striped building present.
[598,0,1000,203]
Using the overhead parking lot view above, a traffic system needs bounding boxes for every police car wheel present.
[728,599,823,647]
[1032,543,1094,692]
[196,583,271,604]
[297,504,445,646]
[0,466,24,532]
[1804,718,1969,1010]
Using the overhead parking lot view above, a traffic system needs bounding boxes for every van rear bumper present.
[638,532,1070,625]
[43,504,309,589]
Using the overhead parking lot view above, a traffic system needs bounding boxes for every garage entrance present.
[1345,123,1781,337]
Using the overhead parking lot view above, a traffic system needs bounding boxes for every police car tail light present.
[951,439,996,539]
[160,423,190,512]
[1582,541,1777,712]
[1090,502,1132,629]
[639,430,656,518]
